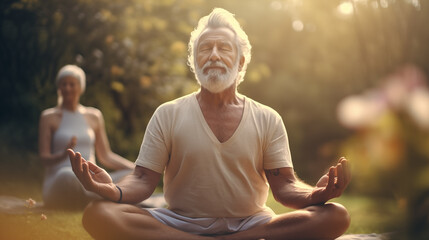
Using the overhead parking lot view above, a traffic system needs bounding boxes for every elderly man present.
[68,8,351,240]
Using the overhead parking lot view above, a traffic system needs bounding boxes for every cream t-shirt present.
[135,92,293,218]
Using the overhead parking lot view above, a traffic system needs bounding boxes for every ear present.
[238,56,245,71]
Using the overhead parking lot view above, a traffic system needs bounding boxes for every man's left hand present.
[311,157,351,204]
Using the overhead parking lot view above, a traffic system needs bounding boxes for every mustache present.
[202,61,228,71]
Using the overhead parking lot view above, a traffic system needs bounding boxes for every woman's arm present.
[90,108,134,170]
[38,110,76,166]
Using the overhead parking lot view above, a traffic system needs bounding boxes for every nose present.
[64,83,72,91]
[209,46,220,61]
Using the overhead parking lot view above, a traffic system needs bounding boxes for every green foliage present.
[0,0,203,154]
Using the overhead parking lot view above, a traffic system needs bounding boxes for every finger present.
[75,152,84,172]
[67,149,77,170]
[71,152,84,181]
[326,167,336,191]
[336,163,345,189]
[87,161,101,174]
[81,162,94,190]
[69,151,87,183]
[67,148,75,160]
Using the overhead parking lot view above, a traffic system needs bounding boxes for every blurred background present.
[1,0,428,239]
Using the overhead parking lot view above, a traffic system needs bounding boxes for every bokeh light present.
[337,2,354,15]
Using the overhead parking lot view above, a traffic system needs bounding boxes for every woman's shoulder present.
[80,106,103,121]
[40,107,61,119]
[39,107,62,128]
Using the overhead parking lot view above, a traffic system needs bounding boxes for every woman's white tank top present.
[47,107,95,175]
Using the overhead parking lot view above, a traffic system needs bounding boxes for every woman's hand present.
[62,136,77,157]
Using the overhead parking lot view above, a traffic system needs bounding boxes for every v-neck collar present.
[191,92,248,145]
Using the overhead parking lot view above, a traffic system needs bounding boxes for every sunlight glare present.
[337,2,354,15]
[292,20,304,32]
[371,1,379,9]
[270,1,283,10]
[407,0,421,10]
[380,0,389,8]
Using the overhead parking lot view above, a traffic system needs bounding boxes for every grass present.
[267,192,403,235]
[0,149,404,239]
[0,210,92,240]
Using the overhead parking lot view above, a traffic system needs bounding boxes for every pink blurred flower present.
[26,198,36,208]
[382,64,427,110]
[338,64,429,131]
[40,214,47,220]
[406,88,429,130]
[337,91,386,129]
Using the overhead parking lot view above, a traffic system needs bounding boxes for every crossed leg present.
[82,201,213,240]
[216,203,350,240]
[82,201,349,240]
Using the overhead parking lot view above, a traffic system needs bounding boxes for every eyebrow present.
[199,40,234,48]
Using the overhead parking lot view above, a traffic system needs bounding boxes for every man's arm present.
[116,165,161,204]
[266,157,351,209]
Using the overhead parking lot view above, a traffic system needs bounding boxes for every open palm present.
[311,157,351,204]
[67,149,118,201]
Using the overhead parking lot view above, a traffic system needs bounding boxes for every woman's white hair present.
[187,8,252,86]
[55,65,86,106]
[56,65,86,92]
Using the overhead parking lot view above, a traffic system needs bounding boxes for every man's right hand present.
[67,149,120,202]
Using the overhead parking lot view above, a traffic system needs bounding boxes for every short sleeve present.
[135,107,170,173]
[263,113,293,170]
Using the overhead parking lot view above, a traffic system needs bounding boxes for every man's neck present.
[197,85,243,109]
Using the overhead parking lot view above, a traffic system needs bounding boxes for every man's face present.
[195,27,240,93]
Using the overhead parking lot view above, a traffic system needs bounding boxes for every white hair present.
[55,65,86,106]
[187,8,252,86]
[56,65,86,93]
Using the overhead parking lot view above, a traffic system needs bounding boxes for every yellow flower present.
[110,65,125,76]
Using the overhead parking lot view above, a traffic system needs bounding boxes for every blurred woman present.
[38,65,134,208]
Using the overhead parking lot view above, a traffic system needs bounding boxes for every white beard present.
[195,60,239,93]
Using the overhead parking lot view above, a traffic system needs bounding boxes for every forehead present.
[198,27,236,45]
[59,75,80,84]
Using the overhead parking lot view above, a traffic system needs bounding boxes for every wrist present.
[309,188,327,206]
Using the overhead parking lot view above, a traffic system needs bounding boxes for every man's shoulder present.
[245,96,281,118]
